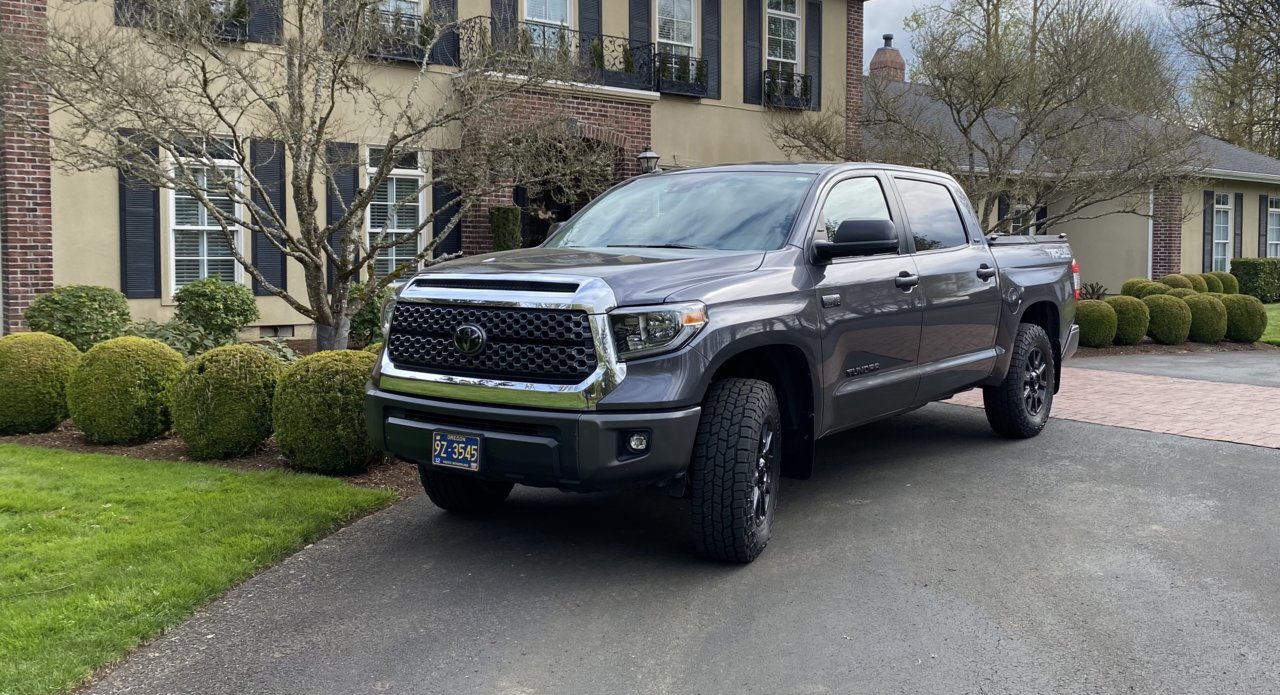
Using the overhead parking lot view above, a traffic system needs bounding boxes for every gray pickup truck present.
[366,163,1080,562]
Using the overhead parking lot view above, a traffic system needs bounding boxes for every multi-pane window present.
[766,0,800,75]
[1268,197,1280,258]
[172,164,240,292]
[368,148,424,278]
[657,0,695,57]
[526,0,570,48]
[379,0,421,33]
[1213,192,1232,272]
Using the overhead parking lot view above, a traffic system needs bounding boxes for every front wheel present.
[983,322,1056,438]
[418,465,514,513]
[690,378,782,563]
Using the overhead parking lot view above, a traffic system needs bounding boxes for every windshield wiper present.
[606,243,707,250]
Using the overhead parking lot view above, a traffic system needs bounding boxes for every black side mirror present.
[813,219,899,262]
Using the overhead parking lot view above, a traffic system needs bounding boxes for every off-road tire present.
[419,465,514,513]
[983,322,1055,439]
[690,378,782,563]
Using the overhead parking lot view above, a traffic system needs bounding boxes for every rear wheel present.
[690,378,781,563]
[418,465,514,513]
[983,322,1055,438]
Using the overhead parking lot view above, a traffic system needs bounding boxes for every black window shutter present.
[1233,192,1244,258]
[580,0,602,46]
[701,0,721,99]
[997,194,1009,223]
[246,0,283,44]
[743,0,762,105]
[1035,204,1047,230]
[432,183,463,258]
[491,0,516,42]
[118,130,161,299]
[1202,190,1214,272]
[250,139,287,295]
[1261,194,1270,258]
[629,0,650,48]
[429,0,459,65]
[804,0,821,110]
[115,0,145,27]
[326,142,359,287]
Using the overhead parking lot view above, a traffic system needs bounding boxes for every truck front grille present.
[386,303,598,384]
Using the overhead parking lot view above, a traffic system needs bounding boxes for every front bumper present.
[366,386,701,492]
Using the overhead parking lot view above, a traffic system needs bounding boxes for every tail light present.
[1072,259,1081,300]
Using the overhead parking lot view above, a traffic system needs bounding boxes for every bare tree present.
[29,0,618,349]
[769,0,1206,235]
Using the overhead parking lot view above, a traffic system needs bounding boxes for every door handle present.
[894,272,920,290]
[977,264,997,281]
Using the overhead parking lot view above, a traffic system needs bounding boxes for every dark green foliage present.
[1183,295,1228,343]
[24,285,131,352]
[1158,273,1193,289]
[1220,294,1268,342]
[126,318,225,357]
[169,345,284,459]
[1205,291,1226,299]
[348,282,393,347]
[0,333,81,434]
[1105,295,1149,346]
[66,337,185,444]
[1186,274,1209,293]
[1230,258,1280,302]
[1074,300,1117,348]
[490,206,522,251]
[1142,295,1192,345]
[1210,271,1239,294]
[273,351,383,474]
[1080,282,1108,300]
[364,342,383,354]
[174,277,261,343]
[1200,272,1224,293]
[1166,288,1198,299]
[254,339,300,364]
[1132,282,1170,298]
[1120,277,1150,297]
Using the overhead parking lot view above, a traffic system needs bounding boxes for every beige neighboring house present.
[0,0,874,338]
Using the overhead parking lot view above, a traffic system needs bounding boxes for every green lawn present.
[0,444,394,695]
[1265,304,1280,346]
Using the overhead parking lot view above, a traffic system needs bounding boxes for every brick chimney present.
[845,0,866,159]
[869,33,906,81]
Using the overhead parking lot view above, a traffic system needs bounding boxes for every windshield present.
[544,171,815,251]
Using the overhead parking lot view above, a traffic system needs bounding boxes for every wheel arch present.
[1017,301,1064,393]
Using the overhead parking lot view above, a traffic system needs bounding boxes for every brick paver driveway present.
[953,352,1280,449]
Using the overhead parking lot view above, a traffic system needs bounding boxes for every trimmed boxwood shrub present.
[170,345,283,459]
[0,333,81,434]
[24,285,131,352]
[1209,271,1239,294]
[364,341,383,354]
[1185,274,1209,293]
[1120,277,1150,297]
[1220,294,1268,343]
[1158,273,1193,289]
[1105,295,1149,346]
[66,337,185,444]
[1074,300,1117,348]
[1198,273,1223,293]
[1230,257,1280,303]
[489,206,523,252]
[174,277,261,344]
[1183,295,1228,343]
[1132,282,1170,298]
[1166,288,1198,299]
[1205,291,1226,299]
[1142,295,1192,345]
[274,350,382,474]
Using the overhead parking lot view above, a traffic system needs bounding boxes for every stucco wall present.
[1179,178,1280,276]
[1052,197,1150,292]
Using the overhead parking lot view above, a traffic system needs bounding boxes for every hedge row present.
[1232,258,1280,303]
[1082,285,1266,347]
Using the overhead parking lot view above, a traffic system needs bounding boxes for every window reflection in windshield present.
[544,171,816,251]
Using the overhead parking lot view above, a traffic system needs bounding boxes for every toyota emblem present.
[453,323,487,355]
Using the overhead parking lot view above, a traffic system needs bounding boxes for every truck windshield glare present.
[544,172,816,251]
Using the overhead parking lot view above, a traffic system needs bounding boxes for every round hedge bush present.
[1183,295,1228,343]
[1200,273,1224,293]
[1120,277,1150,297]
[1105,295,1150,346]
[1142,295,1192,345]
[1166,288,1198,299]
[170,345,284,459]
[0,333,81,434]
[1210,271,1239,294]
[1133,282,1170,298]
[1186,274,1209,293]
[1075,300,1117,348]
[274,350,382,474]
[1158,273,1193,289]
[1220,294,1268,342]
[67,337,185,444]
[174,277,261,343]
[25,285,131,352]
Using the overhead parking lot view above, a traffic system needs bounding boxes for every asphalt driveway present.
[86,405,1280,695]
[1073,350,1280,388]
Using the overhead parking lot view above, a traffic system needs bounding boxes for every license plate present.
[431,431,482,471]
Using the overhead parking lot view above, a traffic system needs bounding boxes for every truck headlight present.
[380,295,397,340]
[608,302,707,360]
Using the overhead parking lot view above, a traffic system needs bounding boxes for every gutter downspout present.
[1147,187,1154,279]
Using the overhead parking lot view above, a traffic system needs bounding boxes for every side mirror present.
[813,219,899,262]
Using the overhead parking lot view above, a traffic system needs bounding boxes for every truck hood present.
[423,247,766,306]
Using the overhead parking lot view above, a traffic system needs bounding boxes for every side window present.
[819,177,891,241]
[895,178,969,251]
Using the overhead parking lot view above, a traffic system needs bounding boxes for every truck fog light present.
[627,432,650,453]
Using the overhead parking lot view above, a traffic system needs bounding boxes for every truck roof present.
[654,161,951,178]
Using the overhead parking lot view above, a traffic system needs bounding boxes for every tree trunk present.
[314,316,352,352]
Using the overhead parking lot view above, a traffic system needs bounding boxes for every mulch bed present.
[2,424,423,498]
[1074,339,1280,358]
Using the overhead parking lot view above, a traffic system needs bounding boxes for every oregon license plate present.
[431,431,482,471]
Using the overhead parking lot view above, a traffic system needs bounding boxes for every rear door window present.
[895,178,970,251]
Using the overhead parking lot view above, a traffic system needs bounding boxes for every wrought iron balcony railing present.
[455,17,654,91]
[654,51,708,97]
[368,9,428,63]
[763,69,813,110]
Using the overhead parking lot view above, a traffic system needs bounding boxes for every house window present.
[379,0,422,33]
[766,0,800,75]
[525,0,571,48]
[171,146,241,293]
[656,0,696,57]
[368,147,425,278]
[1268,197,1280,258]
[1009,203,1035,235]
[1213,192,1232,271]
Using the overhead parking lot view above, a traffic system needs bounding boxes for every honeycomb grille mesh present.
[387,303,597,384]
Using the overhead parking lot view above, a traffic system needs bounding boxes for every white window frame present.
[378,0,422,32]
[1213,192,1232,272]
[765,0,802,75]
[1268,197,1280,258]
[655,0,697,58]
[168,144,244,298]
[525,0,573,37]
[366,147,427,279]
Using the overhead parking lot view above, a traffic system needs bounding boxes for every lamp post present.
[636,145,660,174]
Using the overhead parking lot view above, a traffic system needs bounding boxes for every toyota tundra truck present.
[365,163,1080,563]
